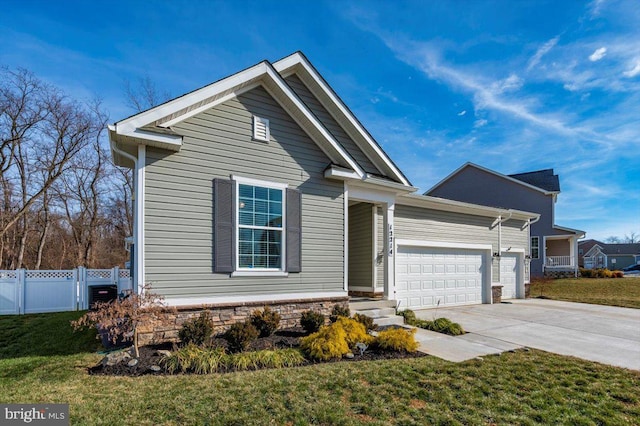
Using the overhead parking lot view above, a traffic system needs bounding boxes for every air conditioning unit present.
[89,285,118,309]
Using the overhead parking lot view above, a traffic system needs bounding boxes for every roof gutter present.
[108,124,138,169]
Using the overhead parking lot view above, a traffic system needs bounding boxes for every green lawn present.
[1,312,639,425]
[531,277,640,309]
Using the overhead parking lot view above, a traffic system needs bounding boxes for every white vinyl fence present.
[0,267,131,315]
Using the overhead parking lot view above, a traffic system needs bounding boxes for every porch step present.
[349,299,396,312]
[352,306,406,328]
[354,307,396,317]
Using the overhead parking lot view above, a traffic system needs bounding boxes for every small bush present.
[178,311,214,346]
[333,317,374,347]
[329,304,351,323]
[223,321,259,353]
[398,309,417,325]
[300,324,350,361]
[579,268,593,278]
[373,328,418,353]
[300,317,373,361]
[613,270,624,278]
[250,307,281,337]
[300,310,325,333]
[417,317,465,336]
[353,313,378,331]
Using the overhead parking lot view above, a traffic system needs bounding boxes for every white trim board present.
[164,291,349,307]
[396,239,493,251]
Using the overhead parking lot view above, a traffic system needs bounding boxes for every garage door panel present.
[501,254,518,299]
[396,245,485,309]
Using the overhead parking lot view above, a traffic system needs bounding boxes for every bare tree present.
[604,236,621,244]
[123,75,170,113]
[624,232,638,244]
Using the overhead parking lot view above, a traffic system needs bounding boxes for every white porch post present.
[135,144,146,293]
[383,203,395,301]
[570,236,577,277]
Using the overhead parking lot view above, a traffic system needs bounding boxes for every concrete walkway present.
[414,299,640,371]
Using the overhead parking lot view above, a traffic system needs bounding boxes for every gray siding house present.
[108,52,538,328]
[583,243,640,270]
[426,163,584,277]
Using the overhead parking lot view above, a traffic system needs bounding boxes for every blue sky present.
[1,0,638,241]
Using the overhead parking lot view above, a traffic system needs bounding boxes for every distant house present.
[578,239,603,267]
[426,163,585,277]
[583,243,640,270]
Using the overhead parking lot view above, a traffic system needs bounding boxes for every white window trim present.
[531,236,540,259]
[253,115,270,142]
[233,175,287,276]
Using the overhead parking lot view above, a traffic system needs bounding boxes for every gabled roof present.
[589,243,640,256]
[109,60,365,176]
[109,52,413,189]
[425,162,558,196]
[273,52,411,187]
[509,169,560,192]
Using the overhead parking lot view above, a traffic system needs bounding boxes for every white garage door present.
[395,246,485,310]
[501,254,518,300]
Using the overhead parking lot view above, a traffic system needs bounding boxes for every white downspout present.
[110,134,142,294]
[496,211,513,254]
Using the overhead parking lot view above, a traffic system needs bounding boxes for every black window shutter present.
[213,178,235,273]
[286,188,302,272]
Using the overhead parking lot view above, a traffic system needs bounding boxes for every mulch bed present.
[89,327,425,376]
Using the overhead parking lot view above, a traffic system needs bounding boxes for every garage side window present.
[531,237,540,259]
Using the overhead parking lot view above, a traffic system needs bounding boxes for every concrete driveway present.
[415,299,640,371]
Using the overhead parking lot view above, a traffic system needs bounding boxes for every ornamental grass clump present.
[373,328,419,353]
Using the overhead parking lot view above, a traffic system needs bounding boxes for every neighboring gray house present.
[583,243,640,270]
[578,239,603,267]
[426,163,584,277]
[108,52,538,329]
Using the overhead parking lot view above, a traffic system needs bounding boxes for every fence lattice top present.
[87,269,112,279]
[26,270,74,279]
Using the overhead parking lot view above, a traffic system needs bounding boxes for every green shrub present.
[329,304,351,323]
[223,321,259,353]
[398,309,417,325]
[178,311,214,346]
[417,317,465,336]
[300,310,325,333]
[353,313,378,331]
[580,268,592,278]
[250,307,281,337]
[373,328,418,352]
[300,324,350,361]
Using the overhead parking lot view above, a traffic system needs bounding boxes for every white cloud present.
[457,110,467,116]
[623,60,640,77]
[527,36,560,71]
[589,47,607,61]
[473,119,488,128]
[494,74,523,93]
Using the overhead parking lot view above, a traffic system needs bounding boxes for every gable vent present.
[253,116,270,142]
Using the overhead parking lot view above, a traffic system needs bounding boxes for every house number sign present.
[388,224,394,256]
